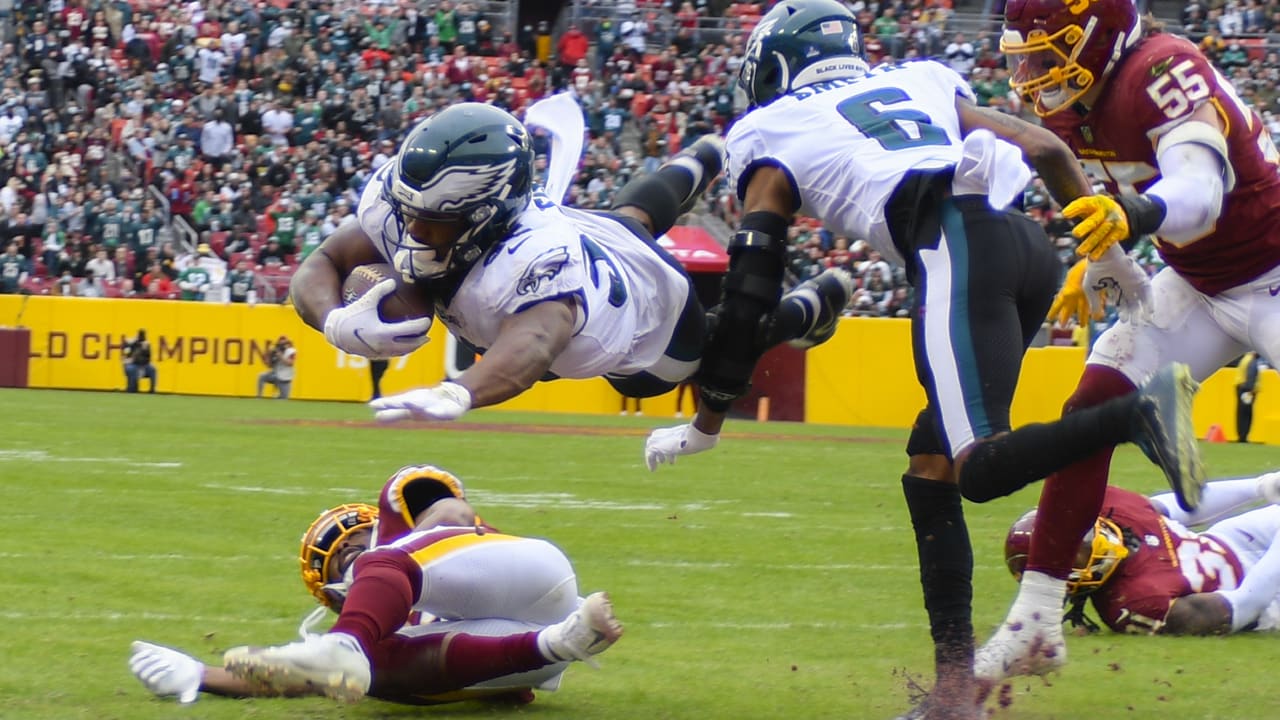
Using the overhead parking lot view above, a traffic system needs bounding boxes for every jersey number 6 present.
[836,87,951,152]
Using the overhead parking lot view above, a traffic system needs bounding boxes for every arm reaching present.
[369,299,576,422]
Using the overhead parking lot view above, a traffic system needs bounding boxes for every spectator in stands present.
[557,23,590,75]
[256,235,288,267]
[0,241,29,294]
[123,328,157,393]
[200,108,234,169]
[225,257,257,304]
[620,12,649,60]
[257,335,296,399]
[140,260,174,297]
[945,31,977,78]
[85,246,115,283]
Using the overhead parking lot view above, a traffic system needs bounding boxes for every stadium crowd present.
[0,0,1277,321]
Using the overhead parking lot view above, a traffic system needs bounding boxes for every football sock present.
[364,630,547,697]
[1024,448,1114,579]
[901,474,974,679]
[957,392,1138,503]
[1023,365,1135,578]
[330,550,422,653]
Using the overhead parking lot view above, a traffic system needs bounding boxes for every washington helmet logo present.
[416,158,519,212]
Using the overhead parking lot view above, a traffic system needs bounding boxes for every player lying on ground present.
[1000,470,1280,637]
[290,94,852,423]
[637,3,1204,719]
[129,464,622,705]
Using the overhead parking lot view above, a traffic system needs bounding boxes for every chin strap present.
[298,605,331,638]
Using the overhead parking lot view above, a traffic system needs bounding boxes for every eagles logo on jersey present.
[517,246,571,296]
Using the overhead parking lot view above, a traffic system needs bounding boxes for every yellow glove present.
[1063,195,1130,261]
[1047,258,1102,327]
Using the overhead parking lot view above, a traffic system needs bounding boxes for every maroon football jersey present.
[1043,33,1280,296]
[1089,486,1244,633]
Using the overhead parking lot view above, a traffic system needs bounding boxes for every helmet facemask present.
[1001,20,1098,116]
[1066,516,1130,597]
[299,503,378,610]
[382,179,505,282]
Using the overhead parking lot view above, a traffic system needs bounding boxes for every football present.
[341,263,435,323]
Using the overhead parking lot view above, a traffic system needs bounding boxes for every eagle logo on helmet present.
[415,158,520,213]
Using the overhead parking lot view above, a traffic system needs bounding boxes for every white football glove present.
[1084,249,1152,325]
[128,640,204,704]
[645,424,720,471]
[370,381,473,423]
[324,278,433,359]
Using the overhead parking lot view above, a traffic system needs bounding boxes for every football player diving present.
[1003,470,1280,636]
[640,2,1205,718]
[977,0,1280,691]
[129,464,622,705]
[290,93,852,424]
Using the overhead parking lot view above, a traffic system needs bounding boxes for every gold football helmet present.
[1067,516,1130,596]
[1004,510,1130,597]
[299,503,378,608]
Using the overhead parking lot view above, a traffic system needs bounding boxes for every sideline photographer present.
[123,330,157,393]
[257,335,296,399]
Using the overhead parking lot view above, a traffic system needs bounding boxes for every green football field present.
[2,388,1275,720]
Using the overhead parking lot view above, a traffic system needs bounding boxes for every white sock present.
[1013,570,1068,614]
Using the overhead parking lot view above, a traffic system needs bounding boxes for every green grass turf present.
[1,388,1276,719]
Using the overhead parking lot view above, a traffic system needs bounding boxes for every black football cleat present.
[766,268,855,349]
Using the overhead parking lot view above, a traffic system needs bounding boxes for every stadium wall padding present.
[1,296,1274,444]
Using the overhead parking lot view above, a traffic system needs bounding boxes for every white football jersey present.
[726,60,985,266]
[358,166,690,380]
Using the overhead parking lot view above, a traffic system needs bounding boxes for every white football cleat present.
[975,571,1067,688]
[537,592,624,668]
[224,632,371,702]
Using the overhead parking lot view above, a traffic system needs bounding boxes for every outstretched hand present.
[129,640,204,704]
[644,423,720,471]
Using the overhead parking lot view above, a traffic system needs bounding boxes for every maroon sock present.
[365,630,549,701]
[1026,365,1135,578]
[330,550,421,651]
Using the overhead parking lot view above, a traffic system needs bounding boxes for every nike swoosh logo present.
[352,329,378,354]
[1270,284,1280,297]
[507,237,530,254]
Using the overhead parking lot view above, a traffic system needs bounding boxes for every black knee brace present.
[696,211,788,411]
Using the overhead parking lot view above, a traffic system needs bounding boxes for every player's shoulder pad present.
[1113,34,1215,126]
